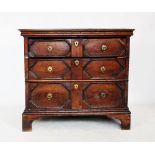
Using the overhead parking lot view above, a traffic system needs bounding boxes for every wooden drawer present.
[27,83,71,110]
[83,38,127,57]
[29,59,71,80]
[29,39,71,57]
[83,58,127,80]
[81,82,126,109]
[28,38,127,58]
[29,58,127,80]
[27,81,126,111]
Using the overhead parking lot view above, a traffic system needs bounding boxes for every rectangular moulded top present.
[19,28,135,37]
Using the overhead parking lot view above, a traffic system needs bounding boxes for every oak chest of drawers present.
[20,29,134,131]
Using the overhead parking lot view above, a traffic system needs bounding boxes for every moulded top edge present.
[19,29,134,37]
[19,28,135,32]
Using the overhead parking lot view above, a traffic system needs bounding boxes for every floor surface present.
[0,104,155,141]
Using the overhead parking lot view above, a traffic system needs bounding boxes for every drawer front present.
[28,83,71,110]
[27,82,126,111]
[83,58,127,80]
[29,59,71,80]
[29,58,127,80]
[81,82,126,109]
[83,38,126,57]
[28,38,127,57]
[29,39,71,57]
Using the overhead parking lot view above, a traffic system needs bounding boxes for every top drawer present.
[83,38,127,57]
[28,38,127,57]
[29,39,71,57]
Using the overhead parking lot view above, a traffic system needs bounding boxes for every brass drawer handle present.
[101,44,107,52]
[47,66,53,73]
[47,93,53,100]
[101,66,106,73]
[74,84,78,90]
[47,46,53,52]
[74,41,79,47]
[100,92,106,98]
[74,59,80,66]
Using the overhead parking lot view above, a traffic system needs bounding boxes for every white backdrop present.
[0,12,154,107]
[0,12,155,141]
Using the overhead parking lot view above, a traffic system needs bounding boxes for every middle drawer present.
[29,58,127,80]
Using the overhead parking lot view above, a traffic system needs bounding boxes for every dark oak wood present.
[26,81,126,111]
[29,59,71,80]
[19,29,134,37]
[20,29,134,131]
[29,39,71,57]
[22,112,130,131]
[83,38,127,57]
[83,58,127,80]
[82,82,126,109]
[28,58,126,80]
[28,83,71,110]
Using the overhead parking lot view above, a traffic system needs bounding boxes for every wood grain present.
[20,29,134,131]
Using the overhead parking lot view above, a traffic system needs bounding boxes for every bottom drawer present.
[82,82,126,109]
[26,81,127,111]
[27,83,71,110]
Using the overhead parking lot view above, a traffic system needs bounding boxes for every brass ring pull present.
[47,66,53,73]
[74,59,80,66]
[47,46,53,52]
[47,93,53,100]
[74,84,78,90]
[100,92,106,98]
[74,41,79,47]
[100,66,106,73]
[101,44,107,52]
